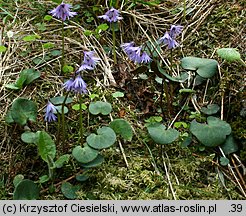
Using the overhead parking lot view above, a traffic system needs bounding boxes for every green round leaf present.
[13,179,39,200]
[44,15,53,21]
[181,134,192,148]
[109,119,133,141]
[190,117,231,147]
[21,131,37,144]
[72,145,98,164]
[220,135,238,155]
[80,154,104,168]
[72,103,87,111]
[217,48,241,62]
[97,23,109,31]
[55,154,70,168]
[87,127,116,149]
[181,57,218,78]
[61,182,80,199]
[89,94,99,100]
[0,45,7,52]
[36,131,56,163]
[201,104,220,115]
[89,101,112,115]
[23,34,39,42]
[62,64,74,73]
[13,174,24,188]
[50,50,62,57]
[147,123,180,144]
[145,116,163,123]
[11,98,37,126]
[42,42,55,49]
[220,157,230,166]
[50,96,73,105]
[112,91,124,98]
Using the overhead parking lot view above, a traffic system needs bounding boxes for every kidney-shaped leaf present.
[13,179,39,200]
[89,101,112,115]
[190,116,231,147]
[201,104,220,115]
[109,119,133,141]
[147,123,180,144]
[217,48,241,62]
[11,98,37,126]
[87,127,116,149]
[220,157,230,166]
[0,45,7,52]
[21,131,37,144]
[72,145,98,164]
[181,57,218,78]
[36,131,56,163]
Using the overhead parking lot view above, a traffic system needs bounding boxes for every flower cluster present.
[44,48,100,121]
[121,42,151,64]
[44,101,58,122]
[63,76,87,94]
[159,25,183,49]
[50,2,77,21]
[78,51,100,72]
[98,7,123,23]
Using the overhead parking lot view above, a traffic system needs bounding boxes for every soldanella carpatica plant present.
[3,0,245,200]
[98,7,123,65]
[49,1,77,73]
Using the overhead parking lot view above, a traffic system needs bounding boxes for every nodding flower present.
[98,7,123,23]
[50,2,77,21]
[121,42,152,64]
[170,25,183,38]
[44,101,57,122]
[77,51,100,72]
[159,31,179,49]
[159,25,183,49]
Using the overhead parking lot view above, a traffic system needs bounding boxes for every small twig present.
[202,79,210,104]
[168,97,189,129]
[161,148,177,200]
[219,147,246,198]
[231,157,246,191]
[165,152,179,185]
[233,154,246,175]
